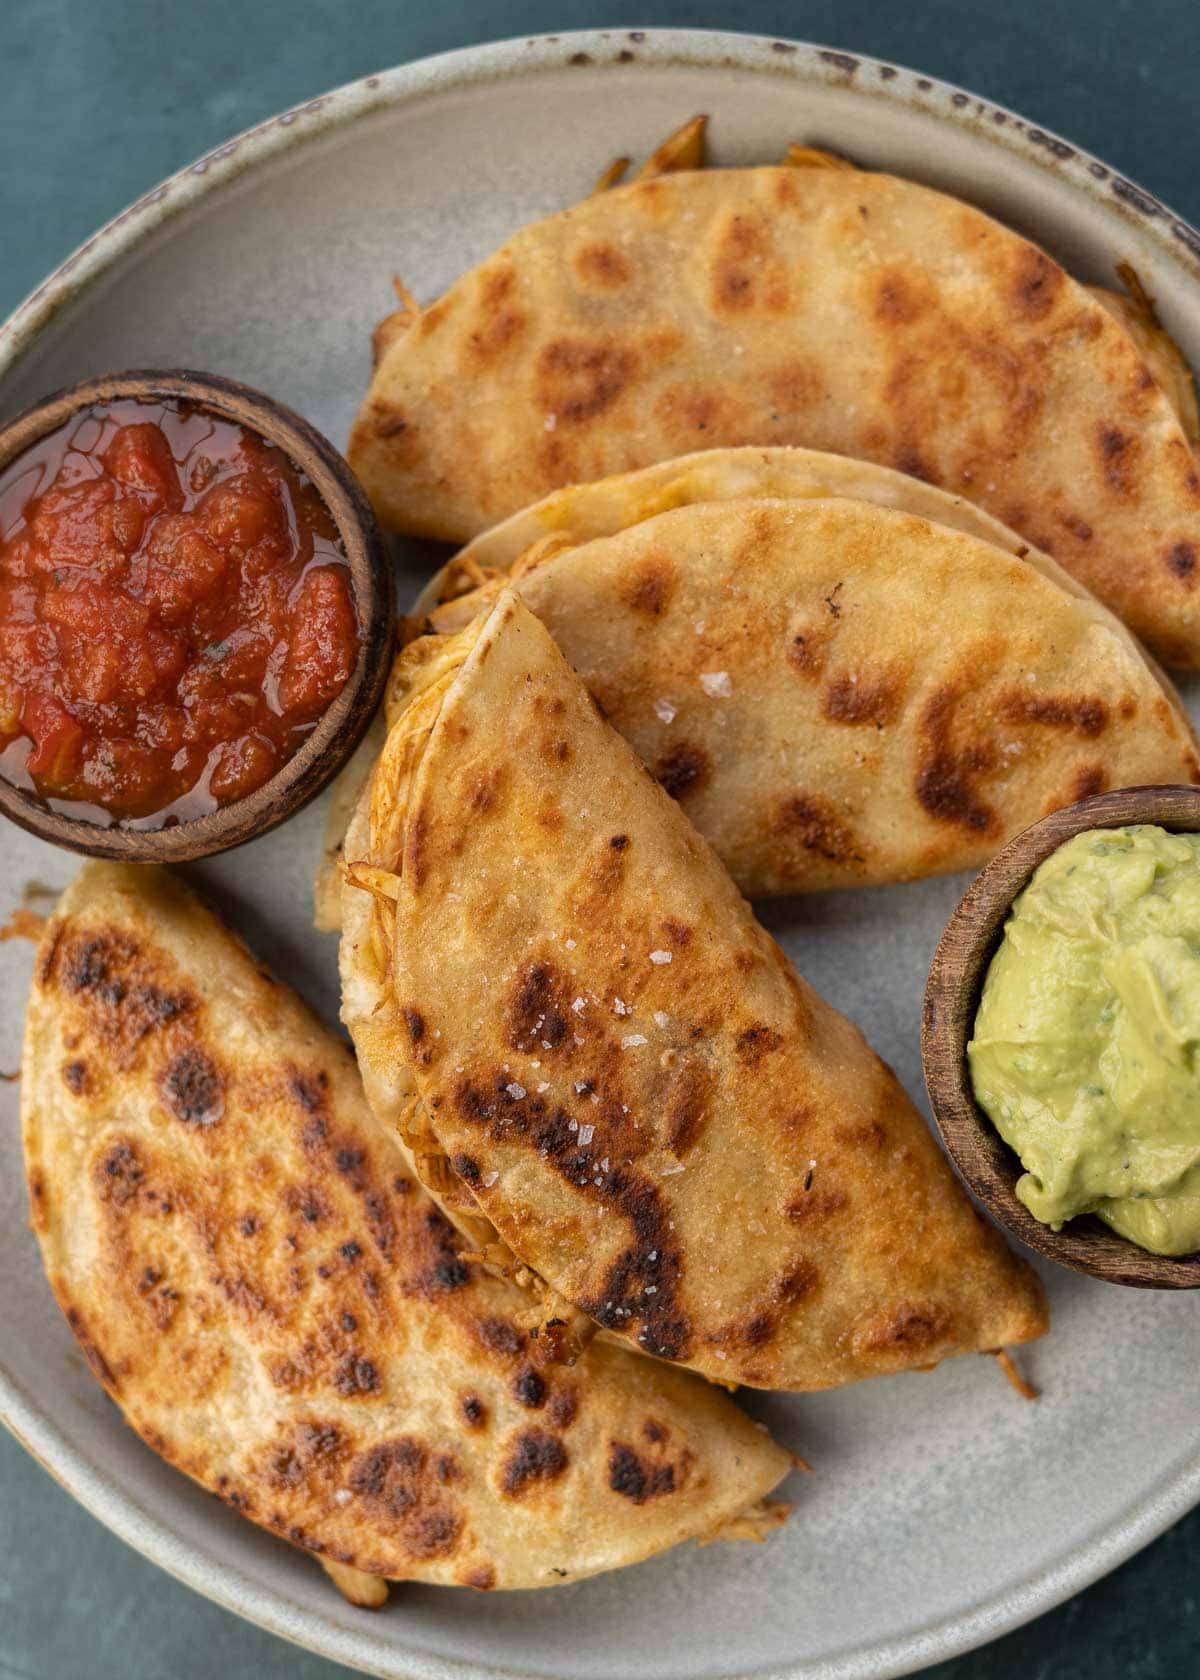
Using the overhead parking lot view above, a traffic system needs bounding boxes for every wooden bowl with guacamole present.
[923,784,1200,1288]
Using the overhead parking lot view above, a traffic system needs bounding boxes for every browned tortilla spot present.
[659,385,722,435]
[94,1138,143,1208]
[783,1186,849,1224]
[284,1183,330,1226]
[874,269,926,325]
[786,623,834,679]
[61,931,132,993]
[725,1256,823,1353]
[608,1439,684,1503]
[536,794,565,830]
[654,741,710,799]
[914,687,998,833]
[263,1420,347,1489]
[466,765,506,816]
[664,1062,713,1155]
[577,1169,691,1361]
[835,1117,889,1151]
[54,931,195,1056]
[462,266,527,369]
[735,1025,784,1067]
[766,359,821,415]
[536,340,635,423]
[348,1437,463,1557]
[894,443,933,482]
[710,210,790,315]
[499,1429,568,1496]
[998,692,1109,736]
[1097,424,1139,498]
[620,554,675,615]
[460,1393,486,1428]
[416,298,450,336]
[64,1303,118,1390]
[410,1207,470,1296]
[452,1152,480,1183]
[334,1353,381,1397]
[160,1046,223,1126]
[506,960,572,1055]
[822,669,904,728]
[1168,541,1198,580]
[290,1069,328,1115]
[27,1173,48,1230]
[574,241,632,288]
[776,793,864,863]
[741,1313,774,1347]
[476,1316,525,1357]
[854,1303,955,1357]
[62,1059,88,1094]
[1055,512,1094,543]
[512,1364,547,1408]
[1070,764,1107,802]
[1011,244,1065,321]
[546,1387,578,1429]
[372,402,410,439]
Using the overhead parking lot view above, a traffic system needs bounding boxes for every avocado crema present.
[969,824,1200,1256]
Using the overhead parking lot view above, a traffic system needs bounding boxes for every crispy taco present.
[339,592,1048,1391]
[311,444,1035,922]
[23,863,793,1602]
[317,461,1199,910]
[347,127,1200,664]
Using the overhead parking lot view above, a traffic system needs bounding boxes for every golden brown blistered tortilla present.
[348,141,1200,664]
[342,592,1048,1391]
[23,863,792,1599]
[411,493,1200,896]
[311,445,1039,925]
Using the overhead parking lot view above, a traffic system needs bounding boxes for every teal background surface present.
[2,1,1199,1676]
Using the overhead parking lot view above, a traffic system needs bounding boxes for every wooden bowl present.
[922,784,1200,1289]
[0,370,393,861]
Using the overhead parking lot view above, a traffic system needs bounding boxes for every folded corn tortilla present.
[339,592,1048,1392]
[316,454,1199,912]
[348,141,1200,663]
[24,863,792,1599]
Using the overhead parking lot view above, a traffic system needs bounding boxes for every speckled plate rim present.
[2,27,1200,1680]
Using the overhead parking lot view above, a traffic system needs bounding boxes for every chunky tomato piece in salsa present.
[0,399,360,824]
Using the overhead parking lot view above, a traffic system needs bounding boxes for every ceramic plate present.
[2,29,1198,1680]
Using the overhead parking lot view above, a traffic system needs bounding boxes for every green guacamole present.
[969,824,1200,1256]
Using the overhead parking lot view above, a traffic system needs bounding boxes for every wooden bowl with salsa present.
[0,370,393,860]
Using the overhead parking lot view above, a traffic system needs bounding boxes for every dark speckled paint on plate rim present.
[4,26,1200,387]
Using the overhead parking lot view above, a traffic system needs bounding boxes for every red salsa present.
[0,398,360,826]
